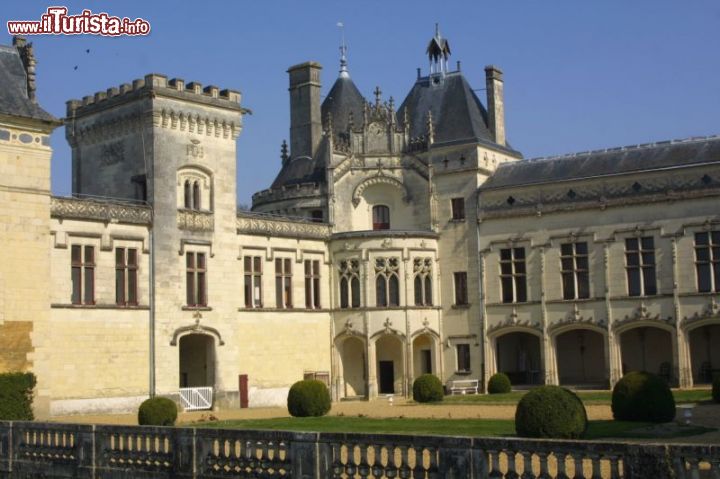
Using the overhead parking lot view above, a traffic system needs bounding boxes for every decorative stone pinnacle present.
[374,86,382,106]
[281,140,289,164]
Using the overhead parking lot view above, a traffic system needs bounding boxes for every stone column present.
[367,339,377,399]
[407,338,414,397]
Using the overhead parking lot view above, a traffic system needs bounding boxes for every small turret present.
[426,24,451,75]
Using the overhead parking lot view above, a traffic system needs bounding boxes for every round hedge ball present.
[515,386,588,439]
[138,397,178,426]
[412,374,444,403]
[713,376,720,404]
[287,379,331,417]
[612,371,676,423]
[487,373,512,394]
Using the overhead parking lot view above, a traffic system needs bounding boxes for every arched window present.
[375,257,400,307]
[372,205,390,230]
[193,181,201,210]
[413,257,433,306]
[339,259,361,309]
[184,180,192,209]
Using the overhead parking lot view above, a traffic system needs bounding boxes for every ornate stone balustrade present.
[177,209,214,232]
[51,196,151,225]
[237,210,332,240]
[1,421,718,478]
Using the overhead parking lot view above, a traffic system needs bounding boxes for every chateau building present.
[1,29,718,417]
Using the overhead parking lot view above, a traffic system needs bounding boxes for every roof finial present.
[374,86,382,106]
[337,22,350,78]
[426,23,451,75]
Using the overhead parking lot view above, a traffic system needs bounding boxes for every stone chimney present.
[484,65,505,146]
[13,36,37,103]
[287,62,322,160]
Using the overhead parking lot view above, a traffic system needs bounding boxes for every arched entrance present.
[555,329,607,387]
[375,335,404,395]
[338,336,366,397]
[620,326,673,381]
[495,332,542,386]
[179,334,215,388]
[688,324,720,384]
[412,333,436,377]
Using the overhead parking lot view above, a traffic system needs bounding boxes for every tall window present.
[186,252,207,307]
[339,259,361,308]
[454,272,468,305]
[275,258,293,308]
[305,259,321,308]
[625,237,657,296]
[71,245,95,305]
[451,198,465,220]
[244,256,263,308]
[375,257,400,307]
[500,247,527,303]
[695,231,720,293]
[561,242,589,300]
[413,257,433,306]
[456,344,471,373]
[183,180,202,210]
[372,205,390,230]
[115,247,138,306]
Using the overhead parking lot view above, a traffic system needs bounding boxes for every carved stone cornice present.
[153,107,241,140]
[177,209,214,232]
[680,296,720,330]
[236,212,331,240]
[352,174,408,207]
[51,197,151,225]
[548,303,607,333]
[487,307,542,335]
[612,301,675,331]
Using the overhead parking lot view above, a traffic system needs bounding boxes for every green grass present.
[443,388,712,405]
[193,416,709,440]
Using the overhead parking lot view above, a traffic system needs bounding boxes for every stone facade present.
[1,31,719,417]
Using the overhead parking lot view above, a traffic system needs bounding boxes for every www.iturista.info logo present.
[7,7,151,36]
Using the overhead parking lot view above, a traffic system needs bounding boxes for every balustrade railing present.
[0,421,718,478]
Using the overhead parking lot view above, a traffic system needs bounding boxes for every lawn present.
[443,388,712,405]
[195,416,710,440]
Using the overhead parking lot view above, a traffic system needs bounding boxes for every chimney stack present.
[484,65,506,146]
[287,62,322,160]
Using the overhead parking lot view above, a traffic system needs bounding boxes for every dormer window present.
[372,205,390,230]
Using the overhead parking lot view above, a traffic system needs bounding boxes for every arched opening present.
[375,335,404,395]
[179,334,215,388]
[412,334,436,378]
[689,324,720,384]
[183,180,192,209]
[372,205,390,230]
[620,326,673,382]
[555,329,607,387]
[495,332,542,386]
[192,181,201,210]
[339,337,366,398]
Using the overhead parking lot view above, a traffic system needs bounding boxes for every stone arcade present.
[1,29,719,417]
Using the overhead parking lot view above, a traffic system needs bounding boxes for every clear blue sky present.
[3,1,719,205]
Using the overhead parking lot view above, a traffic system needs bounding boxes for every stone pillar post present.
[367,339,377,399]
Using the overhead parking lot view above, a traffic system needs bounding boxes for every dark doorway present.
[421,350,432,374]
[379,360,395,394]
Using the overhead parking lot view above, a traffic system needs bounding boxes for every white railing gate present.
[178,387,213,411]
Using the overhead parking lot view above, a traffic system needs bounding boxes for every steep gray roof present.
[0,45,56,123]
[480,136,720,190]
[270,138,328,188]
[397,71,519,154]
[321,76,365,137]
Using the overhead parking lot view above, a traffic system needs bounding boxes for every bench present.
[448,379,479,395]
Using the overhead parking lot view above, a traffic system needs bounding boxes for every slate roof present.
[321,75,365,137]
[0,45,57,123]
[480,135,720,191]
[270,138,328,188]
[397,71,520,155]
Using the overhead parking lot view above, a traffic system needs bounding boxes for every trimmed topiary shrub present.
[714,375,720,404]
[515,386,588,439]
[138,397,178,426]
[412,374,444,403]
[487,373,512,394]
[0,372,36,420]
[612,371,675,423]
[287,379,331,417]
